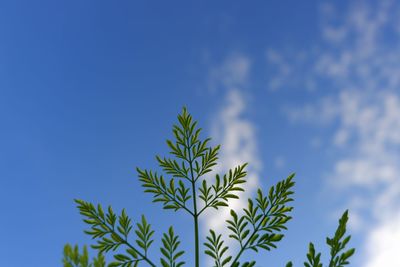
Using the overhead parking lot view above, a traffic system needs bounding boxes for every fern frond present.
[199,164,248,215]
[204,230,232,267]
[160,226,185,267]
[229,173,295,265]
[75,199,156,267]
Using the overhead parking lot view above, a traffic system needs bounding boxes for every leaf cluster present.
[160,227,185,267]
[75,200,157,267]
[286,210,355,267]
[67,107,355,267]
[137,169,192,213]
[137,107,228,218]
[62,244,105,267]
[199,164,247,212]
[204,174,295,267]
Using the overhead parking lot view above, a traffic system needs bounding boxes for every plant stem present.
[231,195,281,266]
[187,133,200,267]
[192,182,199,267]
[123,241,156,267]
[92,211,157,267]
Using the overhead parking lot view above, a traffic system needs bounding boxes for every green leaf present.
[199,164,248,214]
[327,210,355,267]
[229,173,295,266]
[74,200,157,266]
[301,211,355,267]
[137,168,193,215]
[135,215,155,255]
[304,242,322,267]
[160,226,185,267]
[62,244,106,267]
[204,229,232,267]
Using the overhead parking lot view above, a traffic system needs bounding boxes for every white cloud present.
[207,89,261,232]
[364,212,400,267]
[268,1,400,266]
[285,96,339,125]
[266,49,292,91]
[208,53,251,92]
[204,55,261,251]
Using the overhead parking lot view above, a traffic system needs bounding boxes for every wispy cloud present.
[364,212,400,267]
[204,55,261,248]
[268,1,400,266]
[208,89,261,231]
[208,53,251,92]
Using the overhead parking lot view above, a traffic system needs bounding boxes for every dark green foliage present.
[205,173,295,266]
[75,200,156,267]
[137,168,193,214]
[160,227,185,267]
[232,262,256,267]
[63,244,105,267]
[66,107,355,267]
[327,210,355,267]
[238,175,294,253]
[204,229,231,267]
[198,164,248,213]
[304,243,322,267]
[297,210,355,267]
[135,107,251,266]
[135,215,155,256]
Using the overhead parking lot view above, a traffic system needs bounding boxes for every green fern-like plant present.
[65,107,355,267]
[63,244,105,267]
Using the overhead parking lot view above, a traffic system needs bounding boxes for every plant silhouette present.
[64,108,355,267]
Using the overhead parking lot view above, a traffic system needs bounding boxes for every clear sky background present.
[1,0,400,266]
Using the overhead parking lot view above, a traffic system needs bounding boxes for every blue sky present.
[1,0,400,266]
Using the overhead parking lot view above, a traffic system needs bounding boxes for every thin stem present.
[231,220,262,265]
[192,183,199,267]
[197,175,239,216]
[156,183,194,216]
[123,241,156,267]
[329,249,339,267]
[231,194,281,266]
[186,132,200,267]
[91,211,157,267]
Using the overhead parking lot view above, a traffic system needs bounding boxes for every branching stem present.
[186,131,200,267]
[157,183,194,216]
[231,194,280,266]
[91,210,157,267]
